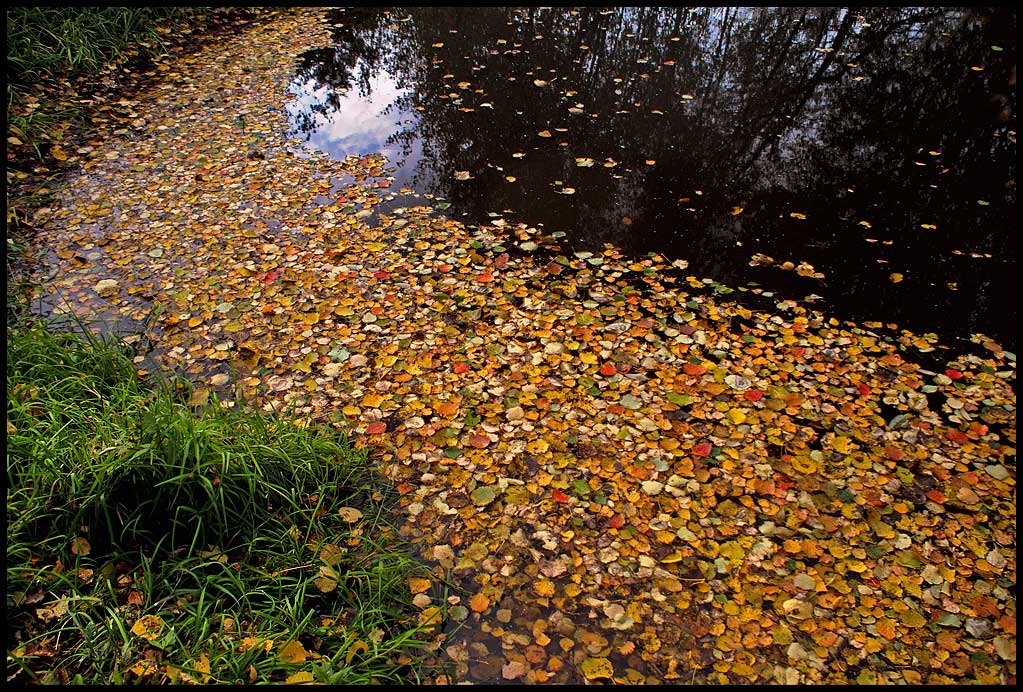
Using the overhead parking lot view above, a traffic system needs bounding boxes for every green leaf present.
[471,486,497,505]
[666,392,694,406]
[620,394,642,410]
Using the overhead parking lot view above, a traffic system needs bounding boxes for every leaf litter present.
[27,8,1015,686]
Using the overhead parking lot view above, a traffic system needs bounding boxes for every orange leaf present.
[435,401,459,417]
[365,421,387,434]
[408,577,431,594]
[876,618,897,640]
[469,593,491,613]
[693,442,712,457]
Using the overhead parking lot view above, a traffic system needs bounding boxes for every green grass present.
[6,323,452,684]
[6,7,197,147]
[6,7,188,80]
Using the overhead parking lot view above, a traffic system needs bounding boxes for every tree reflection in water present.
[286,6,1016,350]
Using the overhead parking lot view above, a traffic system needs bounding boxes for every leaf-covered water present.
[26,7,1015,686]
[287,6,1016,350]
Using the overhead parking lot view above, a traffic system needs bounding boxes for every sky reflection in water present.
[285,6,1016,351]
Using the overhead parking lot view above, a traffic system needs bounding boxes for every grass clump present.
[6,7,200,149]
[6,323,450,684]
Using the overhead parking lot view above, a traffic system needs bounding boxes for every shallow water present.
[285,7,1016,351]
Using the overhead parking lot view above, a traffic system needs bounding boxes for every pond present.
[285,6,1016,352]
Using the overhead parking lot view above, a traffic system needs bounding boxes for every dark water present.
[286,7,1016,351]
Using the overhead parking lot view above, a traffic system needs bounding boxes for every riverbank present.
[6,9,450,685]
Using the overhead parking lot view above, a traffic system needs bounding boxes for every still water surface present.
[286,7,1016,351]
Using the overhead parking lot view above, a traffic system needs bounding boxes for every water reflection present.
[286,6,1016,349]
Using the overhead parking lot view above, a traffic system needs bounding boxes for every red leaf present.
[453,363,471,374]
[683,363,706,376]
[693,442,712,457]
[885,445,904,461]
[494,253,510,267]
[373,271,390,279]
[438,264,453,273]
[375,180,390,188]
[946,429,968,445]
[945,369,964,380]
[599,363,617,377]
[744,389,763,402]
[608,514,625,529]
[263,271,279,285]
[552,489,569,503]
[476,271,494,283]
[366,421,387,434]
[925,489,946,504]
[857,384,871,396]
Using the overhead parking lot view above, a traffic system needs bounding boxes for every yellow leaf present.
[314,566,338,593]
[535,579,556,597]
[581,657,614,680]
[278,640,308,664]
[344,640,369,666]
[900,609,927,628]
[730,206,744,216]
[419,605,443,628]
[285,671,315,684]
[889,272,904,283]
[238,636,273,653]
[131,614,165,641]
[408,577,432,594]
[726,408,746,425]
[876,618,897,640]
[832,436,856,455]
[361,392,385,408]
[790,456,818,474]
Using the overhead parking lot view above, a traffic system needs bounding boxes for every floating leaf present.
[620,394,642,410]
[581,657,614,680]
[469,593,491,613]
[471,485,497,505]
